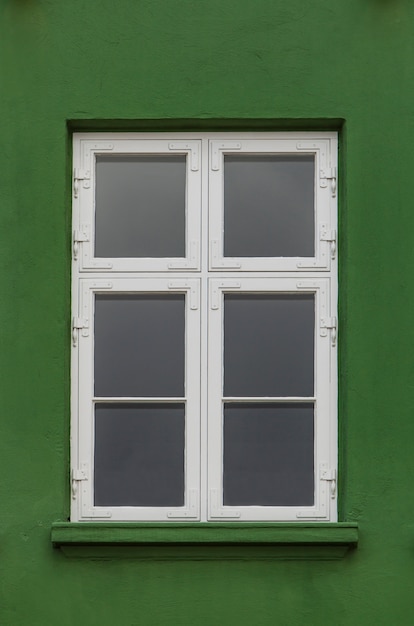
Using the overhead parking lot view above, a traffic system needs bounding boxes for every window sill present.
[51,522,358,560]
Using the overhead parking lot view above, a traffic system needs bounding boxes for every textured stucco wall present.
[1,0,414,624]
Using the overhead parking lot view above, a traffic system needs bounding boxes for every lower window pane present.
[94,403,185,507]
[223,403,314,506]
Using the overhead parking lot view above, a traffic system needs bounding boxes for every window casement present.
[71,132,338,522]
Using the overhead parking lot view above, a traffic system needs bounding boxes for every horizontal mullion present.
[222,397,315,403]
[93,397,186,403]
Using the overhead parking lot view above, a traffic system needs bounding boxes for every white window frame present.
[209,137,337,272]
[73,137,202,272]
[71,278,201,521]
[71,132,338,523]
[207,278,336,521]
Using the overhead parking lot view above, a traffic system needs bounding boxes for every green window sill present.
[51,522,358,560]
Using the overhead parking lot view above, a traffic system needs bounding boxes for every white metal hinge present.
[72,463,112,518]
[297,463,336,518]
[321,468,337,498]
[320,225,337,260]
[320,167,337,197]
[73,229,89,260]
[71,468,87,499]
[73,168,91,198]
[320,316,337,346]
[72,317,89,346]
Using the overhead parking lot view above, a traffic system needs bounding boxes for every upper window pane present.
[224,294,315,397]
[94,294,185,397]
[95,156,186,258]
[224,155,314,258]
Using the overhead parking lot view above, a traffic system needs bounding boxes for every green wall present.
[2,0,414,624]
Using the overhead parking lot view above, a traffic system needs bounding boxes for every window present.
[71,132,338,522]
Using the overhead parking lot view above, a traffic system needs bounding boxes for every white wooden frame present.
[207,278,337,521]
[71,132,338,523]
[209,136,337,272]
[73,135,202,273]
[71,278,201,521]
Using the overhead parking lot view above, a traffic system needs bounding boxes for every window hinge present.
[71,468,88,499]
[321,468,336,498]
[73,168,91,198]
[320,316,337,346]
[320,225,336,259]
[73,229,89,260]
[320,167,337,197]
[72,317,89,347]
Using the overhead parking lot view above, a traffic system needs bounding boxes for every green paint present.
[2,0,414,624]
[51,522,358,561]
[51,522,358,544]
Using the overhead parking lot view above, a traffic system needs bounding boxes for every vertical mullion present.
[199,138,210,522]
[207,280,226,518]
[184,279,201,518]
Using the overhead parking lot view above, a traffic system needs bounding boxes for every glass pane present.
[94,294,185,397]
[95,156,186,258]
[223,403,314,506]
[94,403,185,507]
[224,294,314,397]
[224,155,314,257]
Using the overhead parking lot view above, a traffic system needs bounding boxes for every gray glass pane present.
[94,294,185,397]
[224,294,314,397]
[95,156,186,258]
[223,403,314,506]
[94,403,185,507]
[224,155,314,257]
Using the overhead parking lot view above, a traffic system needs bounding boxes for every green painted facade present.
[2,0,414,624]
